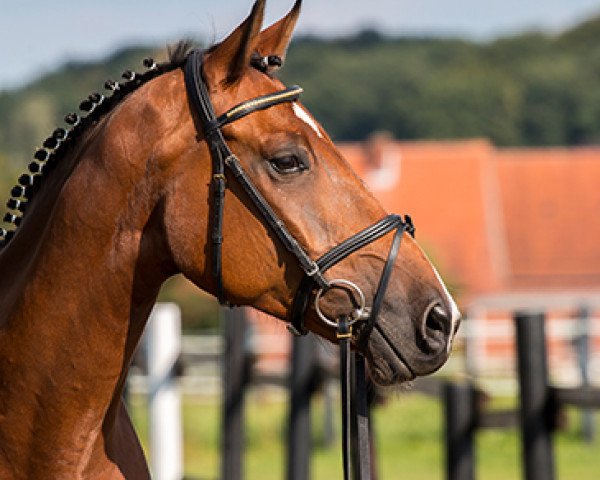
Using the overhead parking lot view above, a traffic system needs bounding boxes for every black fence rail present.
[444,312,600,480]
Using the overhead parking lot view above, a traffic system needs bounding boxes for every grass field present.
[130,389,600,480]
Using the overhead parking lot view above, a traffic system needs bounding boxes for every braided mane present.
[0,41,195,249]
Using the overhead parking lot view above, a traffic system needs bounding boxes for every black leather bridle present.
[184,49,415,479]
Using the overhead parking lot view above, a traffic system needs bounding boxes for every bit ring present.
[314,279,367,328]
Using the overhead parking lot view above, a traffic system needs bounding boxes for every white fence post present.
[147,303,183,480]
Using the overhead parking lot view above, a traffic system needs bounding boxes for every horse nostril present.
[416,302,450,355]
[425,303,449,335]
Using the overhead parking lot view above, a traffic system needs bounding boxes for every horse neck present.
[0,73,189,454]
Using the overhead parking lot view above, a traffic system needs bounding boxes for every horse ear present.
[207,0,266,84]
[257,0,301,70]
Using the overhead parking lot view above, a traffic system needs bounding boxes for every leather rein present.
[184,49,415,479]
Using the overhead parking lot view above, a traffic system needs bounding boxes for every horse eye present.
[269,155,306,174]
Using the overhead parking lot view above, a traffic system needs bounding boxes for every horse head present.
[160,0,460,385]
[0,1,462,476]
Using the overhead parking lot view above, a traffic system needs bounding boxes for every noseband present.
[184,50,415,479]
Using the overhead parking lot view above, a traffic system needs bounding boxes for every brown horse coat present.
[0,1,459,478]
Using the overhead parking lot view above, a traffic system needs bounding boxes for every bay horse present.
[0,1,460,478]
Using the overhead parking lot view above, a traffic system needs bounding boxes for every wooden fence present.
[444,312,600,480]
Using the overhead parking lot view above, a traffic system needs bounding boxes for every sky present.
[1,0,600,90]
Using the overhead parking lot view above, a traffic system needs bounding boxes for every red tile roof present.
[497,147,600,288]
[338,137,600,304]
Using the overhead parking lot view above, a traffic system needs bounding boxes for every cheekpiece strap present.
[183,49,318,305]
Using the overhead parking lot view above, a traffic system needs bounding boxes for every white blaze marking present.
[430,263,461,352]
[292,103,323,138]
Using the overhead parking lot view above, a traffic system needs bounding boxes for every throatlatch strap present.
[184,49,229,302]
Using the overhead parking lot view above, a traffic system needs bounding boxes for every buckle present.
[305,261,320,278]
[336,327,353,340]
[404,214,415,237]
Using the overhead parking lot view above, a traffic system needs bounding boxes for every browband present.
[206,86,303,133]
